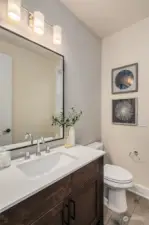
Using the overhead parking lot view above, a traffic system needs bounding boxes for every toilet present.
[87,142,133,214]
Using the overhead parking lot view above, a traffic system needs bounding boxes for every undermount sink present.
[17,152,77,178]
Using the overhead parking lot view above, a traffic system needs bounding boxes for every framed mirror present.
[0,26,64,151]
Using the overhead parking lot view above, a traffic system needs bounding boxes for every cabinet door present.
[0,176,71,225]
[31,201,69,225]
[70,180,100,225]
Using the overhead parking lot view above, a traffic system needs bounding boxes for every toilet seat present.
[104,164,133,184]
[104,178,133,189]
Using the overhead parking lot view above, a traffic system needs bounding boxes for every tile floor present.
[104,191,149,225]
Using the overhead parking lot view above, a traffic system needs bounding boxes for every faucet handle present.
[25,132,32,139]
[24,133,34,145]
[25,133,29,140]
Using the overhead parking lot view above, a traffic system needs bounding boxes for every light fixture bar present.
[6,2,62,44]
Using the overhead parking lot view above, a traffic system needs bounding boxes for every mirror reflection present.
[115,70,134,90]
[0,28,64,148]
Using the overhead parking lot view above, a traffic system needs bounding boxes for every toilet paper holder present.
[129,151,140,160]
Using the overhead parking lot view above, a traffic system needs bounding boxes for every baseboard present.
[129,183,149,200]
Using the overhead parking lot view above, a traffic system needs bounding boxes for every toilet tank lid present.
[87,142,103,150]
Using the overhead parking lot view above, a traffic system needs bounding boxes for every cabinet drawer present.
[0,176,71,225]
[71,160,98,191]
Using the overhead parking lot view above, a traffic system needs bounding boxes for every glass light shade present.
[8,0,21,21]
[33,11,44,35]
[53,25,62,45]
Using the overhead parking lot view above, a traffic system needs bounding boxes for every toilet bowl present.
[87,142,133,214]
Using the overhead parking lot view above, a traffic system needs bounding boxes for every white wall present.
[101,17,149,188]
[21,0,101,144]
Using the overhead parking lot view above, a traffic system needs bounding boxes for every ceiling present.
[61,0,149,37]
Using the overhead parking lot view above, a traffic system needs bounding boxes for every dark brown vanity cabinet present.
[31,201,66,225]
[70,180,99,225]
[0,157,103,225]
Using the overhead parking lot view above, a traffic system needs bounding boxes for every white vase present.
[68,126,75,146]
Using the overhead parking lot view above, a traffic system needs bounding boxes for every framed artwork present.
[112,98,137,125]
[112,63,138,94]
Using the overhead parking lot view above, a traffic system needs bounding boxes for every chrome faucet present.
[25,133,34,145]
[36,137,45,156]
[40,137,51,153]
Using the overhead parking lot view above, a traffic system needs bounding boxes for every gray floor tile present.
[104,206,112,224]
[130,213,149,225]
[107,216,130,225]
[128,220,144,225]
[104,192,149,225]
[104,191,144,225]
[144,215,149,225]
[110,212,130,225]
[134,196,149,216]
[107,219,118,225]
[129,214,145,225]
[126,191,140,215]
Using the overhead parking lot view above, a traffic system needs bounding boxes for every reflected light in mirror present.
[8,0,21,21]
[53,25,62,45]
[33,11,44,35]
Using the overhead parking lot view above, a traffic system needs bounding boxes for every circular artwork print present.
[115,100,134,121]
[115,69,134,90]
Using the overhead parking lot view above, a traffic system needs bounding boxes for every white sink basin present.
[17,152,77,178]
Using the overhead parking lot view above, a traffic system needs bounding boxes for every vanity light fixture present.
[7,2,62,44]
[33,11,44,35]
[8,0,21,21]
[53,25,62,45]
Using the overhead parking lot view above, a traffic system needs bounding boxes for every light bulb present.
[53,25,62,45]
[8,0,21,21]
[33,11,44,35]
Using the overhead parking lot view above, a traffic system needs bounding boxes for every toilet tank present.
[87,142,111,164]
[87,142,104,150]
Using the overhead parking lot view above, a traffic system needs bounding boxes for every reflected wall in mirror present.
[0,27,64,150]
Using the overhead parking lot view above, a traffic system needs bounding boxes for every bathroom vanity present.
[0,146,104,225]
[0,22,104,225]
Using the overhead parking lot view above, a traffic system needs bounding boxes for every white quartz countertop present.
[0,145,105,213]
